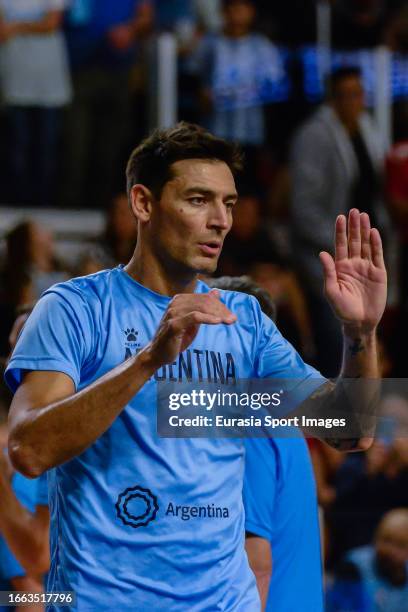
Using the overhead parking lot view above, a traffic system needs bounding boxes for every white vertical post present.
[149,33,178,130]
[316,0,332,83]
[373,45,393,150]
[373,46,396,306]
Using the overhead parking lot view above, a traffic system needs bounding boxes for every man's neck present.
[124,248,198,297]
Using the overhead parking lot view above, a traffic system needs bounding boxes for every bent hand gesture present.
[148,290,236,368]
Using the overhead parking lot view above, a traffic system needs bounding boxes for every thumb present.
[319,252,337,292]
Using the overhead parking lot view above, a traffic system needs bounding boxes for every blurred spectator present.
[74,246,111,277]
[0,0,72,206]
[61,0,153,208]
[218,192,280,274]
[309,338,402,564]
[326,509,408,611]
[0,221,68,357]
[193,0,223,33]
[251,261,315,359]
[206,275,277,321]
[188,0,286,186]
[74,192,137,276]
[325,434,408,566]
[217,192,314,356]
[1,220,68,305]
[309,439,345,510]
[101,192,138,265]
[290,66,387,377]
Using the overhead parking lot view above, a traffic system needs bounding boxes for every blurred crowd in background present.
[0,1,407,610]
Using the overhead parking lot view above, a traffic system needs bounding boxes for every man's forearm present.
[340,325,378,378]
[0,474,45,574]
[8,348,158,478]
[298,328,379,451]
[326,327,379,450]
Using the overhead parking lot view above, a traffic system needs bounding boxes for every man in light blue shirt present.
[6,122,387,609]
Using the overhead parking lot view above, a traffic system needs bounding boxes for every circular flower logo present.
[116,485,159,528]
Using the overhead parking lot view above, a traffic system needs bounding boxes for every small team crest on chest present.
[124,327,141,358]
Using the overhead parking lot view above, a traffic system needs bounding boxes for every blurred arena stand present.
[0,206,105,268]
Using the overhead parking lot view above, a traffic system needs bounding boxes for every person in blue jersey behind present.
[208,276,323,611]
[5,122,386,610]
[0,468,49,612]
[0,311,50,612]
[243,435,324,611]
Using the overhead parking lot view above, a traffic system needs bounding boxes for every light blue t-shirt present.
[0,473,48,611]
[5,266,324,611]
[243,436,324,612]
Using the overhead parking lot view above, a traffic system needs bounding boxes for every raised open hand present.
[319,209,387,333]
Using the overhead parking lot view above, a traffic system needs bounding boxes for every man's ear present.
[130,184,154,222]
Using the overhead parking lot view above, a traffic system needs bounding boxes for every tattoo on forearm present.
[349,338,364,356]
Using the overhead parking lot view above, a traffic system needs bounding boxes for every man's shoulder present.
[44,267,118,304]
[295,106,335,144]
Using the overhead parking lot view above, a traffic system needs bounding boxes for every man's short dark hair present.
[207,276,277,321]
[126,122,243,200]
[326,66,362,97]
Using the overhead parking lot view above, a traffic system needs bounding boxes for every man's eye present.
[226,201,235,210]
[189,197,205,205]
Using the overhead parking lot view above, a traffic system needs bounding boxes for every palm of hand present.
[327,258,387,328]
[320,210,387,331]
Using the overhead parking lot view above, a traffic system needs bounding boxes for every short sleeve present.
[5,285,94,393]
[243,439,277,541]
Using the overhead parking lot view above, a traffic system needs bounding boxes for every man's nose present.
[208,202,230,230]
